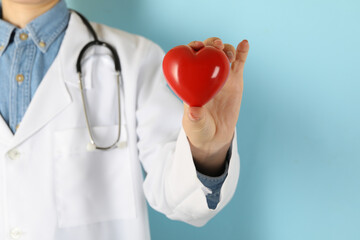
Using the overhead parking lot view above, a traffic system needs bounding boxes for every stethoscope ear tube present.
[76,40,121,74]
[71,9,98,41]
[72,9,121,74]
[76,40,99,73]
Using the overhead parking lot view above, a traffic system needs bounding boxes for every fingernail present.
[189,111,200,121]
[227,51,234,61]
[214,39,223,46]
[188,108,202,121]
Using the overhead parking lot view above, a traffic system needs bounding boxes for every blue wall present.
[66,0,360,239]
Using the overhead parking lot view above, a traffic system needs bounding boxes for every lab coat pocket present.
[53,124,136,228]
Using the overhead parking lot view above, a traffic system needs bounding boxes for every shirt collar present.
[0,0,69,54]
[0,7,16,54]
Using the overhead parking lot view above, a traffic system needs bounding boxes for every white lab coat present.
[0,12,240,240]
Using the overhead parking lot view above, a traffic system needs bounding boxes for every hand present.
[182,37,249,176]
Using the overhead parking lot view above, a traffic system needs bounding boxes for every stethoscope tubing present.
[72,10,123,150]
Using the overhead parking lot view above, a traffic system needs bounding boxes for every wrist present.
[190,140,231,177]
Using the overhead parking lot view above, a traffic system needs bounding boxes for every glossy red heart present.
[162,45,230,107]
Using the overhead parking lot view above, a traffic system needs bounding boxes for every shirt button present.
[10,228,23,239]
[39,41,46,48]
[16,124,20,131]
[19,33,28,41]
[7,149,21,160]
[0,45,4,51]
[16,74,24,83]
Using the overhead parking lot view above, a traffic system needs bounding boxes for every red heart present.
[162,45,230,107]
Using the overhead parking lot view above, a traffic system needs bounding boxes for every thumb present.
[183,105,215,145]
[188,106,204,121]
[185,106,208,132]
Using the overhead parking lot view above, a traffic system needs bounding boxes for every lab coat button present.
[7,149,21,160]
[10,228,23,239]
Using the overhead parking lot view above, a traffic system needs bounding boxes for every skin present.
[184,39,249,176]
[1,0,250,177]
[1,0,59,28]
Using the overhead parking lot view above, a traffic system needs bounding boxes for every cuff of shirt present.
[196,145,232,209]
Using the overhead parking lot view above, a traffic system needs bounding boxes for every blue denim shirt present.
[0,0,227,209]
[0,0,69,133]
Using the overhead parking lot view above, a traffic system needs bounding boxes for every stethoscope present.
[74,10,122,151]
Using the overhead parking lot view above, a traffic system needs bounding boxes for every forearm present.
[190,138,232,176]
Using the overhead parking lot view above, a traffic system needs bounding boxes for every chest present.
[0,30,66,131]
[0,53,138,229]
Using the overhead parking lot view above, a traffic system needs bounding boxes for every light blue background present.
[67,0,360,239]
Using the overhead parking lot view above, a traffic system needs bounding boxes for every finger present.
[188,41,205,51]
[183,103,206,126]
[188,106,206,122]
[232,40,249,73]
[223,43,236,63]
[203,37,224,50]
[183,105,210,137]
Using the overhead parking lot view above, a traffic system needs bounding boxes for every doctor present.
[0,0,249,239]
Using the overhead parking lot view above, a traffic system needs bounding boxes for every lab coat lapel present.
[11,58,72,147]
[59,11,94,89]
[0,115,13,145]
[10,12,90,148]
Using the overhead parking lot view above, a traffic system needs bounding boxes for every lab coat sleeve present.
[136,39,240,227]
